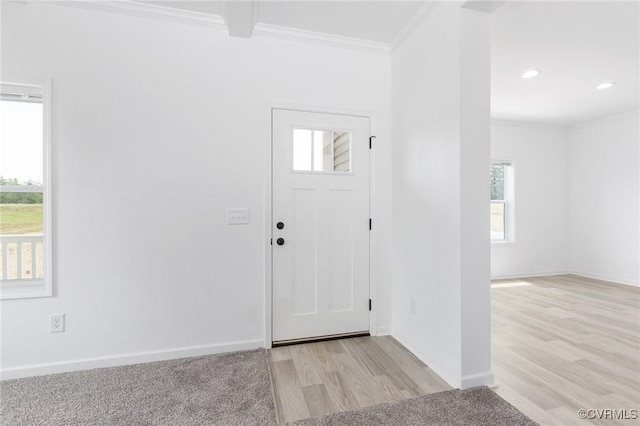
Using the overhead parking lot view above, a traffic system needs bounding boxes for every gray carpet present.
[1,349,536,426]
[0,349,276,425]
[292,387,538,426]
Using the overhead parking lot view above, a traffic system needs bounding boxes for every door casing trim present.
[264,101,377,348]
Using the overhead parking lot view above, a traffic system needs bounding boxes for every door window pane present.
[293,128,351,172]
[293,129,312,171]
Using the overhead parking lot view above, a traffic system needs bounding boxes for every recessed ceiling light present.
[596,82,616,90]
[522,70,541,79]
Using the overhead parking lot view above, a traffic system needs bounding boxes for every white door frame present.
[264,101,378,348]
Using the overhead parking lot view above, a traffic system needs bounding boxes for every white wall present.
[569,112,640,286]
[490,122,570,278]
[391,2,492,389]
[490,113,639,287]
[459,7,492,386]
[0,1,393,378]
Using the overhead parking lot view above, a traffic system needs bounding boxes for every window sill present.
[491,240,517,247]
[1,280,52,300]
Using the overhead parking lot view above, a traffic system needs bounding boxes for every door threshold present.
[272,331,370,347]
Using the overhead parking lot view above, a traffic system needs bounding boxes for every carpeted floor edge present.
[289,386,538,425]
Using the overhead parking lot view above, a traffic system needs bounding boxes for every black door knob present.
[277,222,284,229]
[276,238,285,246]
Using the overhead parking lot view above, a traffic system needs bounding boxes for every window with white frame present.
[0,81,52,299]
[490,160,514,242]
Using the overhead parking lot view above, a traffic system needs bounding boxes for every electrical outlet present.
[409,299,416,315]
[50,314,65,333]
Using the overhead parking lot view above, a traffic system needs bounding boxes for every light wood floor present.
[492,274,640,426]
[267,275,639,424]
[267,335,451,423]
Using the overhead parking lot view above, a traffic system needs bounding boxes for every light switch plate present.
[227,208,249,225]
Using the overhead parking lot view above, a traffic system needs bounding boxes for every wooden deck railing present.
[0,235,44,281]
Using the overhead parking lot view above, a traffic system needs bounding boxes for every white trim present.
[266,101,374,121]
[0,281,51,299]
[490,240,517,247]
[374,326,392,336]
[0,77,53,300]
[569,109,640,130]
[490,118,569,130]
[570,272,639,288]
[253,23,389,56]
[490,271,639,287]
[43,0,227,29]
[491,271,571,280]
[43,78,53,297]
[0,82,44,99]
[491,109,640,130]
[461,370,495,389]
[42,0,390,55]
[393,333,495,389]
[390,1,439,55]
[368,120,376,337]
[392,331,461,389]
[0,339,263,381]
[263,106,273,349]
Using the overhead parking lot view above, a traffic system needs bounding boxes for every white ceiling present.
[141,1,423,43]
[138,1,638,126]
[491,1,639,126]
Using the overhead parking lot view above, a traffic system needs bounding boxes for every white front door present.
[272,109,370,342]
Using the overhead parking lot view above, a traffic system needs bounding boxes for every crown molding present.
[492,108,640,130]
[253,22,390,56]
[40,0,390,56]
[490,117,569,130]
[569,109,640,130]
[42,0,227,29]
[390,1,439,55]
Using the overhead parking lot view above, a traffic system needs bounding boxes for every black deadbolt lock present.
[276,238,285,246]
[277,222,285,229]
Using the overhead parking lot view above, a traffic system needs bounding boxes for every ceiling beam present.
[220,1,259,38]
[461,0,506,14]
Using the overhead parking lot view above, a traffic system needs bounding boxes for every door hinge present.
[369,218,372,230]
[270,238,273,245]
[369,135,376,149]
[369,299,372,311]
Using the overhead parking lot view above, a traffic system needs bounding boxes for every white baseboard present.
[0,339,263,381]
[374,326,392,336]
[392,331,461,389]
[491,271,639,287]
[491,270,570,280]
[570,272,639,288]
[461,370,495,389]
[392,332,495,390]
